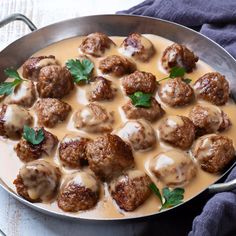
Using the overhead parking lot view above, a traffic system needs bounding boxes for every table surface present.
[0,1,145,236]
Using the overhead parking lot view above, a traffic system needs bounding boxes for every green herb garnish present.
[66,59,94,83]
[129,91,152,108]
[158,66,192,84]
[149,183,184,211]
[23,125,45,145]
[0,69,24,96]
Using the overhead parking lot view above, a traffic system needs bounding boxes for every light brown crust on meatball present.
[194,72,229,105]
[120,33,155,62]
[88,76,116,101]
[58,184,99,212]
[110,170,152,211]
[0,104,7,136]
[74,103,114,133]
[192,134,235,173]
[37,65,74,98]
[35,98,71,128]
[159,116,195,149]
[122,97,164,122]
[86,134,134,180]
[15,128,58,162]
[122,71,157,95]
[79,32,115,57]
[162,43,198,73]
[158,77,194,107]
[22,55,58,81]
[99,55,136,77]
[59,136,90,168]
[189,104,231,136]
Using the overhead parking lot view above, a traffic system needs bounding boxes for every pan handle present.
[208,178,236,193]
[0,13,37,31]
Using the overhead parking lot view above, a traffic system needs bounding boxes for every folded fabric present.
[117,0,236,59]
[118,1,236,235]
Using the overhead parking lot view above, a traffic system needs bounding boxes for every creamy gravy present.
[0,34,236,219]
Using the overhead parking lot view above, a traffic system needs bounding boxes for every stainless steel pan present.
[0,13,236,225]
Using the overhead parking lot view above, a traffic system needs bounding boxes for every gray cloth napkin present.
[118,1,236,235]
[117,0,236,59]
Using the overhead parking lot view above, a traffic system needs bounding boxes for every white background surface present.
[0,1,143,235]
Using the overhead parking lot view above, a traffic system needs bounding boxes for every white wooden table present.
[0,1,143,235]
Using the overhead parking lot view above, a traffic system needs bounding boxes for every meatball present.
[13,160,61,202]
[116,119,156,151]
[35,98,71,128]
[86,134,134,180]
[122,71,157,95]
[15,128,58,162]
[189,103,231,136]
[161,43,198,73]
[0,104,33,138]
[74,103,114,133]
[5,81,36,107]
[88,76,116,101]
[79,32,115,57]
[159,115,195,149]
[119,33,155,62]
[122,97,164,122]
[150,150,197,187]
[99,55,136,77]
[194,72,229,105]
[59,134,90,168]
[158,77,194,106]
[109,170,152,211]
[58,171,100,212]
[192,134,235,173]
[22,55,58,81]
[37,65,74,98]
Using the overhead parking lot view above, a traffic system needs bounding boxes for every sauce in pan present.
[0,34,235,219]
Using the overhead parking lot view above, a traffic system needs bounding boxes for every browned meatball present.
[122,97,164,122]
[0,104,33,138]
[158,77,194,106]
[99,55,136,77]
[122,71,157,95]
[35,98,71,128]
[74,103,114,133]
[88,76,116,101]
[86,134,134,180]
[192,134,235,173]
[116,119,156,151]
[162,43,198,73]
[189,103,231,136]
[194,72,229,105]
[109,170,152,211]
[22,55,58,81]
[13,160,61,202]
[159,115,195,149]
[79,32,115,57]
[120,33,155,62]
[15,128,58,162]
[37,65,74,98]
[5,81,36,107]
[59,134,90,168]
[58,171,100,212]
[150,150,197,187]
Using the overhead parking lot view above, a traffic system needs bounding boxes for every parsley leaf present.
[182,78,192,84]
[129,91,152,108]
[66,59,94,84]
[23,125,45,145]
[149,183,185,211]
[149,183,163,205]
[158,66,191,84]
[0,69,23,96]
